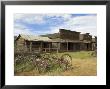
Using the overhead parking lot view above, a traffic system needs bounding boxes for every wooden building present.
[15,29,97,52]
[91,36,97,51]
[15,34,52,52]
[47,29,93,51]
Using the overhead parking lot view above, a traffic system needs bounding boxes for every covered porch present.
[24,40,83,53]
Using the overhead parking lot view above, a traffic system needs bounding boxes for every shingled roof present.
[16,34,52,42]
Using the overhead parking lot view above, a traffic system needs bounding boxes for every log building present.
[15,29,97,52]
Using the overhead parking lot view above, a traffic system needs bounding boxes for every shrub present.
[14,52,73,74]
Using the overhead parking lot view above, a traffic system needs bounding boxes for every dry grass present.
[15,51,97,76]
[42,58,97,76]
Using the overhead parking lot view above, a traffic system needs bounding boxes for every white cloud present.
[14,14,45,24]
[14,13,72,35]
[50,15,97,37]
[14,22,37,36]
[14,14,24,20]
[45,14,71,20]
[24,15,45,24]
[14,14,97,37]
[14,28,32,36]
[14,27,36,36]
[14,23,51,36]
[14,14,72,25]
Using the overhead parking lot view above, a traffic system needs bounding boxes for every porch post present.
[59,42,61,51]
[30,42,32,52]
[24,41,27,52]
[67,42,68,51]
[40,41,43,52]
[49,42,51,52]
[72,43,74,51]
[57,42,59,53]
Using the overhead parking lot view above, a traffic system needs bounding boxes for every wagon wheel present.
[61,54,72,66]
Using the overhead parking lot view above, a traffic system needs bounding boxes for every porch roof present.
[19,34,52,42]
[51,38,82,43]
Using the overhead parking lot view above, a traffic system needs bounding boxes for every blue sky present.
[14,14,97,37]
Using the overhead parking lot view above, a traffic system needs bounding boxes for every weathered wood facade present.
[15,34,53,52]
[15,29,97,52]
[58,29,93,51]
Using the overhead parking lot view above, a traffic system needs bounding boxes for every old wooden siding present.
[15,37,27,52]
[15,29,97,53]
[60,29,80,40]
